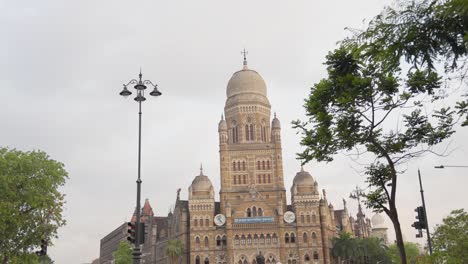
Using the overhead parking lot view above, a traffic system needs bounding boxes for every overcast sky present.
[1,0,467,263]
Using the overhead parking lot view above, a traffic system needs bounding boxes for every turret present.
[271,113,281,143]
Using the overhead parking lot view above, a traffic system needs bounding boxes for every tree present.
[352,0,468,126]
[331,232,390,263]
[0,148,68,264]
[165,239,183,264]
[113,240,132,264]
[294,0,466,263]
[430,209,468,264]
[388,242,421,264]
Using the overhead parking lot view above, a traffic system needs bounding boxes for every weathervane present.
[241,48,248,66]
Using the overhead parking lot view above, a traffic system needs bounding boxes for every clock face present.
[283,211,295,223]
[214,214,226,226]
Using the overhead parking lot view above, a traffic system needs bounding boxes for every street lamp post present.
[119,70,162,264]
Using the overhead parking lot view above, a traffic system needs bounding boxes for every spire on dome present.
[241,48,248,69]
[200,163,204,175]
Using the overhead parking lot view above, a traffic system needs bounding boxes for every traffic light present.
[127,222,145,244]
[412,206,427,238]
[412,206,427,229]
[127,222,136,243]
[36,239,47,256]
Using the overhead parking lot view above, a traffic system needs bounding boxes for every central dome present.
[226,68,267,98]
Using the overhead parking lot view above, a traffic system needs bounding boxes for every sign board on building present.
[234,217,274,224]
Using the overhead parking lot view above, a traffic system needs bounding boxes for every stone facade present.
[155,59,348,264]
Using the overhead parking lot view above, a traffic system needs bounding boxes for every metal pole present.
[418,169,432,254]
[134,101,143,264]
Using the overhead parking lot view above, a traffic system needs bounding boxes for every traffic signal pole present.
[418,169,433,254]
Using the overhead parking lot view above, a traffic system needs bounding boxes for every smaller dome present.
[292,167,318,195]
[272,114,281,129]
[189,165,214,199]
[293,167,315,186]
[371,213,387,229]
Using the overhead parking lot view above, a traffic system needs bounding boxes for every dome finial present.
[241,48,248,69]
[200,163,203,175]
[300,165,304,172]
[221,114,224,120]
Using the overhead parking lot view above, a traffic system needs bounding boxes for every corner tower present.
[218,55,286,216]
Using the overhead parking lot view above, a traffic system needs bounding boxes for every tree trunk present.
[389,209,407,264]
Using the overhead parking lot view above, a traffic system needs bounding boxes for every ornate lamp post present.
[119,70,162,264]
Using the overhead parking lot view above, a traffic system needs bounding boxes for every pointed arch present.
[246,208,252,217]
[266,233,271,244]
[253,234,258,244]
[304,254,310,262]
[252,206,257,217]
[290,232,296,243]
[216,235,221,247]
[247,234,252,245]
[194,217,198,227]
[204,257,210,264]
[303,232,308,243]
[258,208,263,216]
[196,256,201,264]
[272,233,278,244]
[204,236,209,248]
[313,251,319,260]
[312,232,318,246]
[285,233,290,243]
[301,213,305,223]
[260,234,265,244]
[195,236,201,246]
[222,235,227,246]
[234,235,240,245]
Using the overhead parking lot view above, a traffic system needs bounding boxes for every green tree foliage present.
[0,148,68,264]
[113,240,132,264]
[430,209,468,264]
[165,239,183,264]
[331,232,390,263]
[351,0,468,125]
[294,0,466,263]
[388,242,421,264]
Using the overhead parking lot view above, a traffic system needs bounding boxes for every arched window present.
[242,161,246,171]
[241,235,246,245]
[262,161,265,170]
[285,233,290,243]
[291,233,296,243]
[263,174,266,183]
[266,234,271,244]
[312,213,317,224]
[195,236,201,247]
[257,161,261,170]
[196,256,200,264]
[204,257,210,264]
[253,234,258,244]
[247,208,252,217]
[252,206,257,217]
[200,218,204,227]
[234,235,240,245]
[312,232,317,246]
[247,234,252,245]
[304,254,310,262]
[272,233,278,244]
[267,160,270,169]
[257,174,261,183]
[260,234,265,244]
[303,232,308,243]
[204,236,209,248]
[243,175,246,184]
[194,218,198,227]
[222,235,227,246]
[258,208,263,216]
[306,214,310,223]
[245,125,250,141]
[205,218,209,227]
[216,236,221,247]
[233,161,236,171]
[237,161,241,171]
[301,214,305,223]
[313,252,319,260]
[267,174,271,183]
